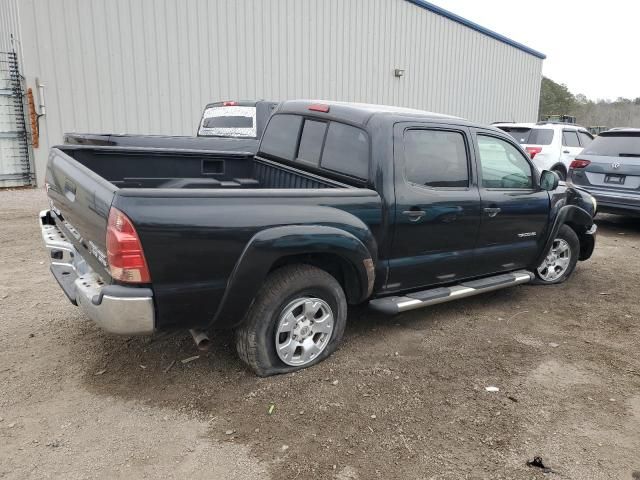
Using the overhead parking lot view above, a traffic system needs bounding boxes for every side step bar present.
[368,270,534,315]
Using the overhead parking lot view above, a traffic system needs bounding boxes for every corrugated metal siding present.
[0,0,21,53]
[17,0,542,185]
[0,0,32,187]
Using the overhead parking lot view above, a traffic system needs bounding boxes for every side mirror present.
[540,170,560,191]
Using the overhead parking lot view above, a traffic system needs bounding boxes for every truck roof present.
[276,99,461,127]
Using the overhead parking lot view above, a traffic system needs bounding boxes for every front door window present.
[477,135,533,189]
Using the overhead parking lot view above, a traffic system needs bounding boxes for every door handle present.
[484,207,501,217]
[562,150,570,154]
[402,208,426,222]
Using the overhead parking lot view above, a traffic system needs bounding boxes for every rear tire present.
[235,264,347,377]
[533,225,579,285]
[552,167,567,181]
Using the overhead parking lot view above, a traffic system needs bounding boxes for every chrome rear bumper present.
[39,210,155,335]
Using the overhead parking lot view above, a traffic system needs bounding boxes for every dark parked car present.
[568,128,640,216]
[63,100,277,153]
[39,100,597,376]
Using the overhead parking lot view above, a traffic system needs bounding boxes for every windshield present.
[496,127,554,145]
[198,106,257,138]
[583,133,640,157]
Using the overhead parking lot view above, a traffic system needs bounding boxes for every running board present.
[368,270,534,315]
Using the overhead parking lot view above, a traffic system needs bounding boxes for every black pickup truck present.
[39,100,597,376]
[63,100,277,153]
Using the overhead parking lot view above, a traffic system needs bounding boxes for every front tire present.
[533,225,579,284]
[235,264,347,376]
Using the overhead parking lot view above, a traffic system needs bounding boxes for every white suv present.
[492,122,594,180]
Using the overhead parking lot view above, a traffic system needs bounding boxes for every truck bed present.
[58,145,350,190]
[44,145,375,311]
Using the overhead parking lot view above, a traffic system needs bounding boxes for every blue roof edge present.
[404,0,546,60]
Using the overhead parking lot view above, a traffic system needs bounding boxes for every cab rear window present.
[321,122,369,179]
[198,106,257,138]
[259,114,303,161]
[297,120,327,167]
[260,114,370,180]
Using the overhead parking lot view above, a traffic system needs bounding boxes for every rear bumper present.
[597,201,640,216]
[39,210,155,335]
[582,188,640,216]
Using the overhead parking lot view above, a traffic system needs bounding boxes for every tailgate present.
[44,147,117,281]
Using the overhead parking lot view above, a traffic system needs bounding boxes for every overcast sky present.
[430,0,640,101]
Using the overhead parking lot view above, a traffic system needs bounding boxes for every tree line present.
[539,76,640,128]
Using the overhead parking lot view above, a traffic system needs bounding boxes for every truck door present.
[387,124,481,292]
[472,130,550,274]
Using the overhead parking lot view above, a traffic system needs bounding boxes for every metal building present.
[0,0,33,187]
[1,0,545,186]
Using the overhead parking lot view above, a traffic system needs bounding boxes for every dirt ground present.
[1,188,640,480]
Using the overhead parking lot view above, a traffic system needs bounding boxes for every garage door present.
[0,50,33,188]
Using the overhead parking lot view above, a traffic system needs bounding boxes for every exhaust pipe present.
[189,329,210,351]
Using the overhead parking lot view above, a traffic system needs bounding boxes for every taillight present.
[570,159,591,169]
[525,146,542,159]
[223,101,238,106]
[106,207,151,283]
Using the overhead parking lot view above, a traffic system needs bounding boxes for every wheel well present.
[268,253,362,304]
[564,220,592,258]
[562,219,582,237]
[551,163,567,175]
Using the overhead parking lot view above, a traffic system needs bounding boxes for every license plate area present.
[604,174,625,185]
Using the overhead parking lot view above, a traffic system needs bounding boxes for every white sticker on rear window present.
[198,106,257,138]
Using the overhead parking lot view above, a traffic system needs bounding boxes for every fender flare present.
[534,205,592,266]
[211,225,376,328]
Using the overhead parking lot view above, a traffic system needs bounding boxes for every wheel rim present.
[274,297,334,367]
[537,238,571,282]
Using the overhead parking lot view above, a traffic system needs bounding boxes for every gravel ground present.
[1,187,640,480]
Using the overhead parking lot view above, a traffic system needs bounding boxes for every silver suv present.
[568,128,640,216]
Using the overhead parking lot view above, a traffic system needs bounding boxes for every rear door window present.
[403,129,469,188]
[320,122,369,179]
[578,131,594,147]
[259,114,303,161]
[562,130,581,147]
